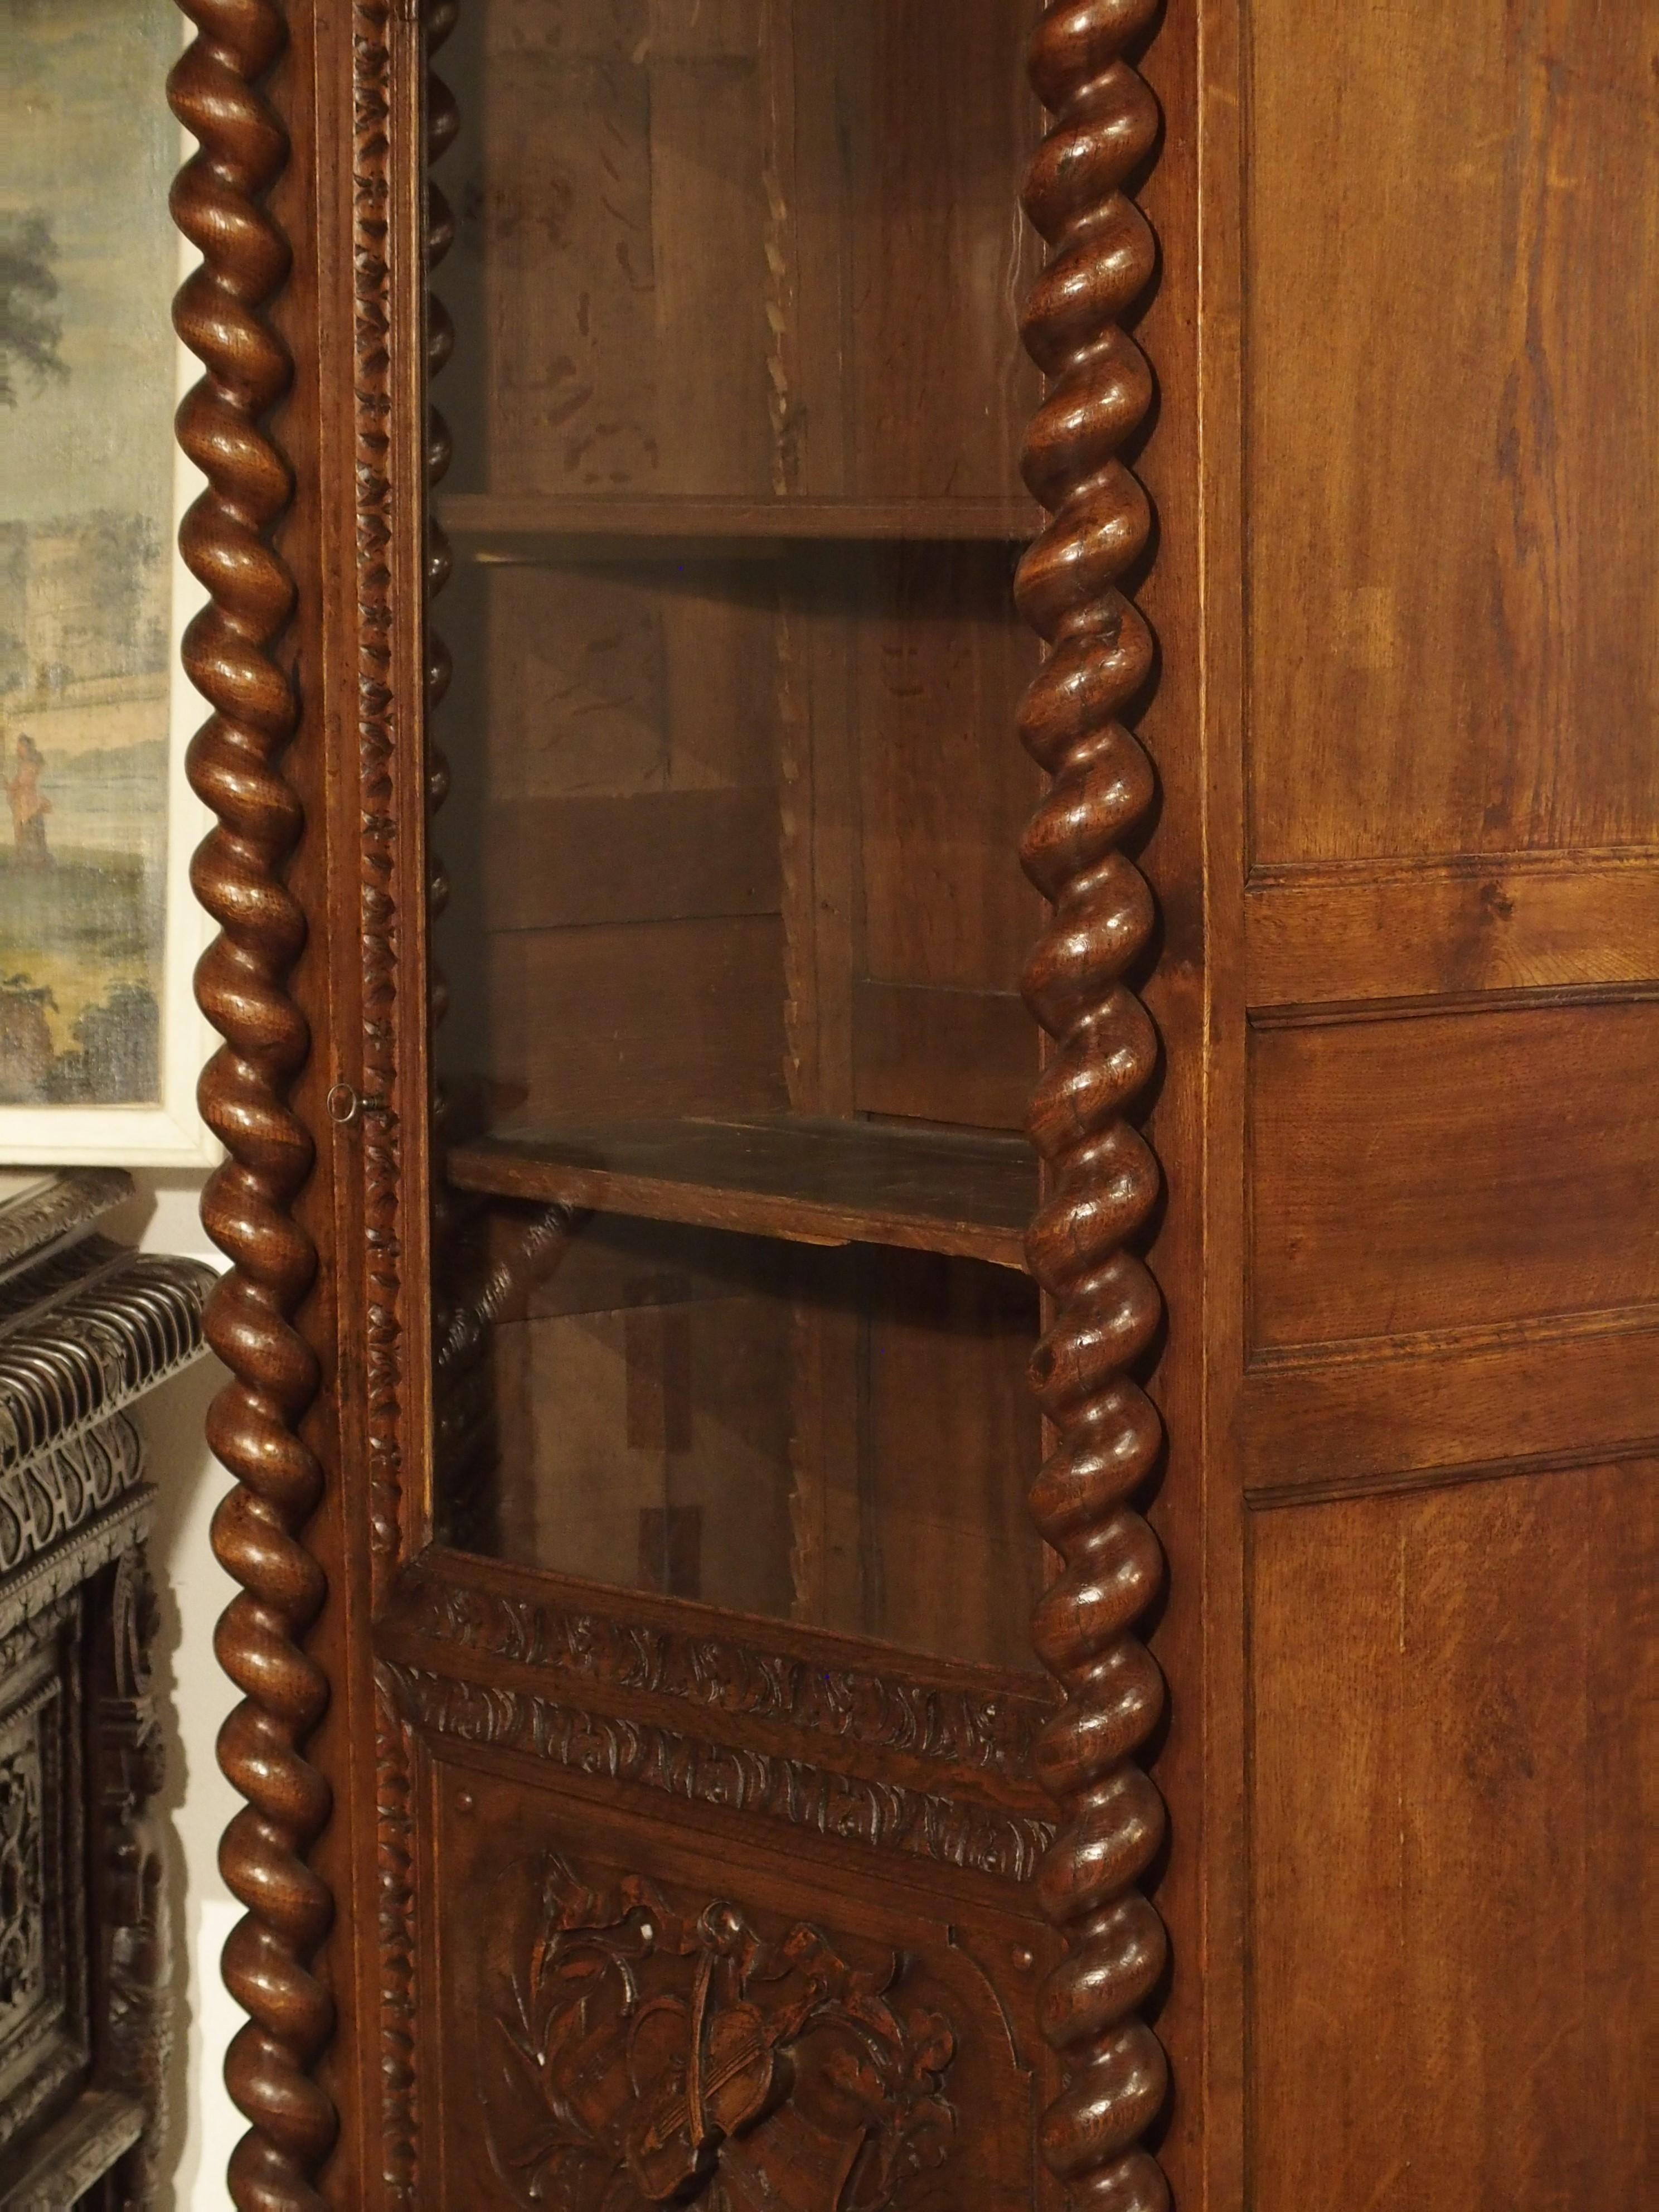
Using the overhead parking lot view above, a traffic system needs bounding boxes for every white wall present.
[107,1174,244,2209]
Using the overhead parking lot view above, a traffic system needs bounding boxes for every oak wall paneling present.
[1217,1,1658,2207]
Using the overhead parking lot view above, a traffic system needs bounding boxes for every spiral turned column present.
[1014,5,1171,2208]
[169,6,337,2207]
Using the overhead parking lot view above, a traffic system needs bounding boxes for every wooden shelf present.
[446,1116,1035,1270]
[438,492,1041,555]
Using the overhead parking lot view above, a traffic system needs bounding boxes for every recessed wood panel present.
[1244,858,1659,1010]
[1239,1319,1659,1501]
[1249,1465,1656,2211]
[1250,999,1659,1351]
[426,1782,1060,2210]
[1245,0,1659,863]
[797,2,1036,502]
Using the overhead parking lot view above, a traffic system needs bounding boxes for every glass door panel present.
[428,0,1047,1673]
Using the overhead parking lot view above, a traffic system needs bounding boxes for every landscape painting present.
[0,0,209,1160]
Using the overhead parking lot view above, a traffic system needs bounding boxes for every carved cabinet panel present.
[398,1740,1058,2211]
[0,1596,84,2150]
[167,1,1653,2208]
[0,1172,211,2205]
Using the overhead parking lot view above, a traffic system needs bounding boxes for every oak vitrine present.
[171,1,1655,2207]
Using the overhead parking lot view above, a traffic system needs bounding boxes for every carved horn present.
[169,2,336,2205]
[1016,3,1172,2208]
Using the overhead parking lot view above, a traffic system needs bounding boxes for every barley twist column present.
[1015,5,1172,2207]
[170,3,336,2203]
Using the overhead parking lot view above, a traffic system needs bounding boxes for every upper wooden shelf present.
[445,1115,1035,1271]
[438,492,1042,554]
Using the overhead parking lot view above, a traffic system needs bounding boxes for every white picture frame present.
[0,6,217,1169]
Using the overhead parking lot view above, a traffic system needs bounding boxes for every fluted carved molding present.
[169,4,336,2205]
[1015,4,1171,2208]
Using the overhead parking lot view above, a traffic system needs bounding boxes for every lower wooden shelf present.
[445,1115,1035,1270]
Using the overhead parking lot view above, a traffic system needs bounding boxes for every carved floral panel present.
[478,1853,961,2212]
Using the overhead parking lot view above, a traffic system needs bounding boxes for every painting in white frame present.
[0,0,215,1166]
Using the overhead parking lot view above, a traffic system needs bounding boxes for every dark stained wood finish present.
[416,1770,1060,2208]
[1239,1319,1659,1504]
[448,1116,1035,1269]
[479,791,781,935]
[0,1177,212,2208]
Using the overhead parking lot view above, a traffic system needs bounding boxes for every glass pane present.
[427,0,1046,1672]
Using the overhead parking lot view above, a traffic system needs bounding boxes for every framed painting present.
[0,0,214,1164]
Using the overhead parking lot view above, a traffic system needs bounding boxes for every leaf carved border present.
[351,12,426,2205]
[373,1664,418,2209]
[384,1662,1054,1884]
[392,1567,1056,1793]
[352,0,409,1593]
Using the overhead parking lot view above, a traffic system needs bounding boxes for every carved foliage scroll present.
[387,1664,1052,1883]
[404,1572,1052,1791]
[1015,3,1172,2206]
[479,1853,958,2212]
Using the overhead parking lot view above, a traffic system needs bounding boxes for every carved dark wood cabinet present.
[168,1,1655,2206]
[0,1172,211,2209]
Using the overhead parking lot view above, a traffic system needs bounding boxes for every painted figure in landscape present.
[5,734,51,864]
[0,0,177,1107]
